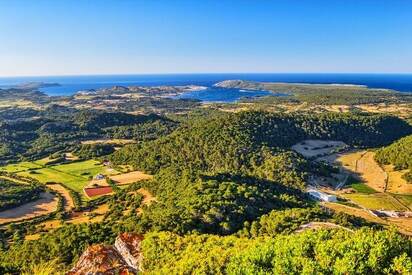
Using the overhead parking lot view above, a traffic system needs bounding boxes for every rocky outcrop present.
[115,233,144,271]
[68,233,144,275]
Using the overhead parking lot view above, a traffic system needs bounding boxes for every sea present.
[0,73,411,102]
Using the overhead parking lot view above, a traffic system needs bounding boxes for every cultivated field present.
[323,202,412,236]
[3,160,119,193]
[342,193,408,211]
[318,150,387,192]
[384,165,412,194]
[0,161,43,173]
[85,171,153,197]
[87,171,152,188]
[0,192,58,224]
[355,152,387,192]
[292,140,348,158]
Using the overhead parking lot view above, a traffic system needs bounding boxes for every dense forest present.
[142,228,412,274]
[110,111,412,174]
[0,182,379,273]
[375,135,412,183]
[72,144,115,159]
[0,107,178,164]
[1,98,412,273]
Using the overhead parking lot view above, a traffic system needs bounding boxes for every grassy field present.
[384,165,412,194]
[343,193,408,211]
[0,161,43,173]
[349,183,377,194]
[393,194,412,209]
[1,160,117,194]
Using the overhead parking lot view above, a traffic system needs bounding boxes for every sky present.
[0,0,411,76]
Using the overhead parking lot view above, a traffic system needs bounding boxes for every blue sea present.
[0,73,411,102]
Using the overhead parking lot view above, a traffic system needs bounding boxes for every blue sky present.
[0,0,411,76]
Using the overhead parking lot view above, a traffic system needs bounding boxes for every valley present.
[0,80,411,274]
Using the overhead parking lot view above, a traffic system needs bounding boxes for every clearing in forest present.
[81,139,136,145]
[292,140,348,158]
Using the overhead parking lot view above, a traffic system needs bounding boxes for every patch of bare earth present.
[0,192,58,224]
[81,139,136,145]
[292,140,347,158]
[296,221,353,233]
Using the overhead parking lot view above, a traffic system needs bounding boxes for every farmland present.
[0,192,58,224]
[292,139,348,158]
[293,140,412,214]
[385,165,412,194]
[85,171,153,197]
[0,159,117,194]
[342,192,408,211]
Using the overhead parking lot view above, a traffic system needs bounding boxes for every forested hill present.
[110,111,412,174]
[214,80,412,105]
[375,135,412,183]
[0,108,178,164]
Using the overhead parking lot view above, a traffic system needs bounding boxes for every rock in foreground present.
[68,233,143,275]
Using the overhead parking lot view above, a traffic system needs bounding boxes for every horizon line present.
[1,72,412,79]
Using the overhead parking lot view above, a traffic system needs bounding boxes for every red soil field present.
[85,186,113,197]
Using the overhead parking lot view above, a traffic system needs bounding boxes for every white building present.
[94,174,105,180]
[307,189,337,202]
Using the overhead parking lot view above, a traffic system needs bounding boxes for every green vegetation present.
[0,178,44,211]
[375,134,412,183]
[141,229,412,274]
[343,193,408,211]
[349,182,377,194]
[0,107,178,164]
[239,206,372,238]
[394,194,412,209]
[216,80,412,105]
[1,159,111,194]
[111,111,412,174]
[1,89,412,274]
[137,168,306,235]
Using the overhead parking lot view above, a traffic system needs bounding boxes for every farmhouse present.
[94,174,105,180]
[307,189,337,202]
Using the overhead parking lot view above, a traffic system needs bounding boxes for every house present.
[94,174,105,180]
[307,189,337,202]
